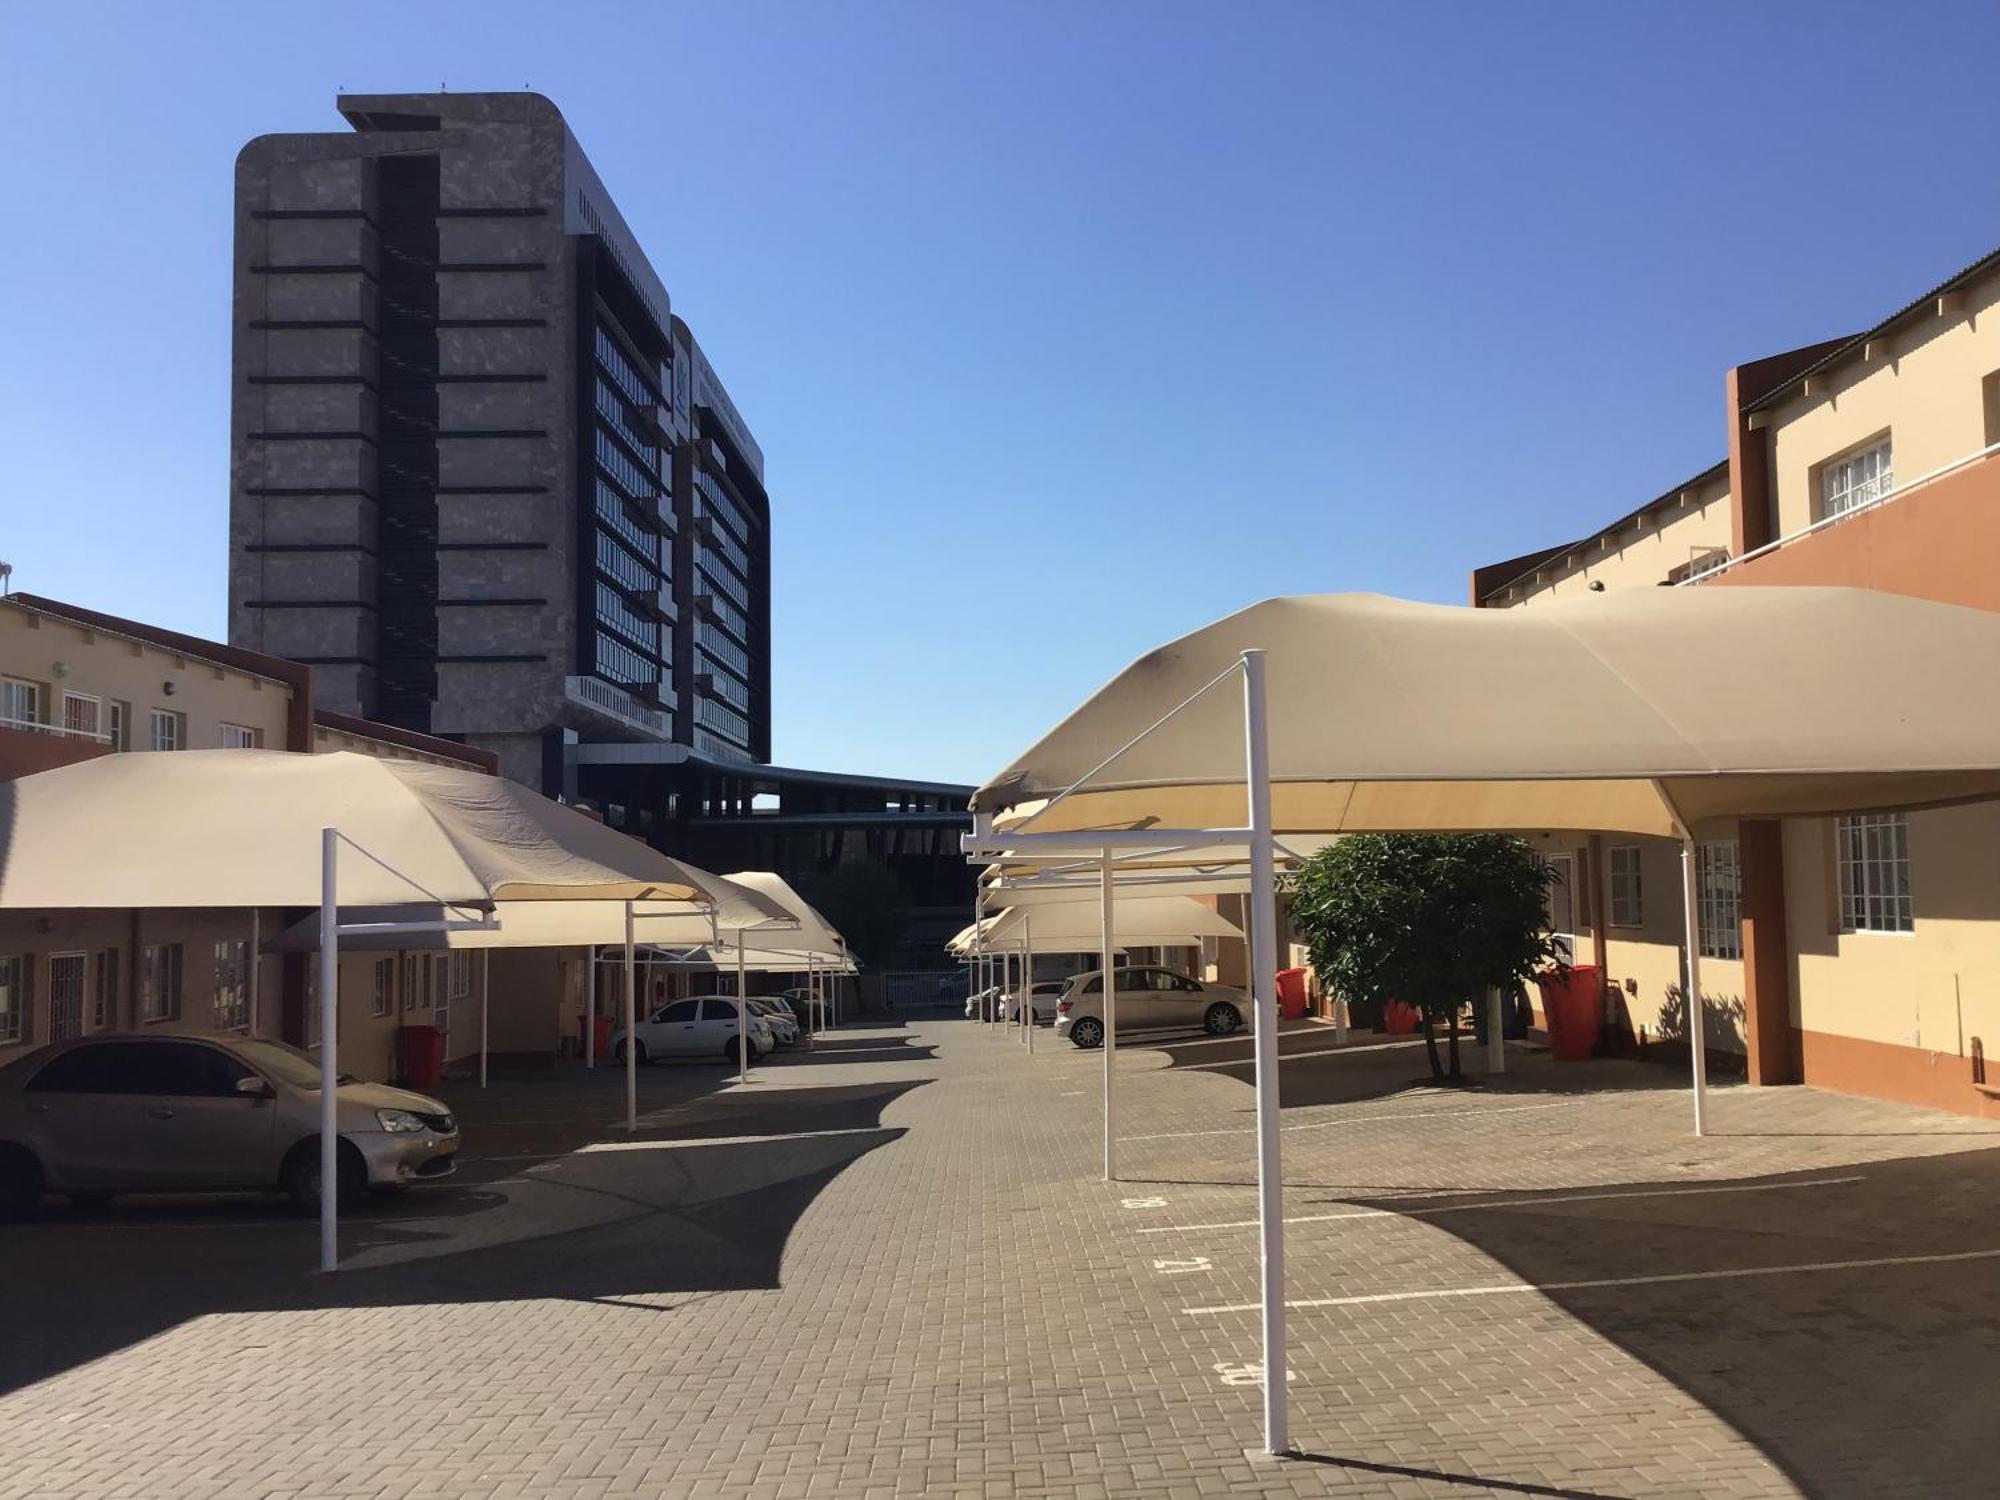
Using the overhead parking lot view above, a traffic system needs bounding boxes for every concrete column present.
[1739,819,1799,1085]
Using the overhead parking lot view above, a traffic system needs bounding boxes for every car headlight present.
[376,1108,427,1134]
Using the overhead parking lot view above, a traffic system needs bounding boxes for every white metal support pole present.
[1023,908,1034,1056]
[1681,840,1708,1137]
[1101,849,1117,1182]
[1242,648,1290,1457]
[1486,987,1506,1074]
[478,949,490,1088]
[623,902,637,1133]
[805,951,816,1048]
[317,828,339,1274]
[736,932,749,1084]
[585,944,597,1069]
[249,908,261,1036]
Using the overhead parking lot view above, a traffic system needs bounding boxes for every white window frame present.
[61,691,102,741]
[1819,436,1894,522]
[92,947,119,1029]
[140,943,183,1022]
[449,951,471,1000]
[1,677,41,733]
[1696,840,1743,961]
[106,700,129,750]
[1607,844,1644,928]
[0,954,27,1044]
[149,709,184,752]
[1837,813,1913,934]
[372,959,395,1018]
[220,722,262,749]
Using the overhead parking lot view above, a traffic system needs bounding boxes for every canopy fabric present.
[0,750,718,908]
[263,880,792,955]
[719,871,846,958]
[971,589,2000,838]
[946,915,1001,956]
[979,835,1342,905]
[663,944,857,975]
[980,894,1242,951]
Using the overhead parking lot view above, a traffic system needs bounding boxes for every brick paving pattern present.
[2,1013,1998,1498]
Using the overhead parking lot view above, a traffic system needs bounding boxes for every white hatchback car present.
[612,997,774,1065]
[1052,966,1251,1048]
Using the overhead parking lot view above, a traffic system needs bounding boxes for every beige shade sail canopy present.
[979,834,1342,906]
[263,880,793,955]
[980,894,1243,951]
[0,750,720,909]
[668,945,858,975]
[719,871,846,957]
[972,588,2000,838]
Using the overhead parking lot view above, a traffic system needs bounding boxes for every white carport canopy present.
[965,585,2000,1459]
[981,893,1241,949]
[0,749,738,1273]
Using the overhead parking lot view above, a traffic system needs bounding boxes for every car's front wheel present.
[0,1144,44,1222]
[280,1138,367,1212]
[614,1038,648,1066]
[1068,1016,1105,1049]
[1203,1002,1243,1036]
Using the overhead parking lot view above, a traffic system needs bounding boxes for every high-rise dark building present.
[228,92,770,784]
[229,92,973,960]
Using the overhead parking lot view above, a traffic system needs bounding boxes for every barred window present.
[92,948,119,1029]
[1608,845,1643,928]
[1837,813,1912,933]
[1820,438,1893,521]
[372,959,395,1018]
[0,955,26,1044]
[449,951,471,1000]
[213,939,250,1029]
[140,944,183,1022]
[1696,840,1742,960]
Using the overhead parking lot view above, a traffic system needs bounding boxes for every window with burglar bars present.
[92,948,119,1029]
[373,959,395,1018]
[1837,813,1913,933]
[140,944,182,1022]
[213,940,249,1030]
[1608,845,1644,927]
[1819,437,1893,521]
[0,955,28,1044]
[1696,840,1743,960]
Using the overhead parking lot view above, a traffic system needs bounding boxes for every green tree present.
[1287,834,1567,1080]
[803,856,909,970]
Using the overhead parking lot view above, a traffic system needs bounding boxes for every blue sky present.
[4,2,1998,786]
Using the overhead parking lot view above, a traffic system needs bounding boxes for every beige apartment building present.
[0,590,588,1082]
[1473,243,2000,1120]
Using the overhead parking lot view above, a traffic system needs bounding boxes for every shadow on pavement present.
[0,1069,928,1396]
[1286,1452,1619,1499]
[1340,1148,2000,1498]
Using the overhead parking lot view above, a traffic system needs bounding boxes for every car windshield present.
[231,1039,329,1090]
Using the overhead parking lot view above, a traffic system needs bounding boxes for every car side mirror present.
[235,1075,274,1100]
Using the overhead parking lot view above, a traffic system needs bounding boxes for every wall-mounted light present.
[51,660,69,679]
[1588,580,1606,593]
[163,681,177,697]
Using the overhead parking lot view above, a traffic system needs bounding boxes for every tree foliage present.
[1287,834,1567,1078]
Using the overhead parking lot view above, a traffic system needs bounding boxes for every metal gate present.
[48,954,86,1042]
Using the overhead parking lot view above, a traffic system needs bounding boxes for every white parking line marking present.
[1124,1098,1569,1143]
[1181,1245,2000,1316]
[1139,1173,1865,1234]
[1153,1256,1213,1274]
[1121,1195,1169,1209]
[547,1127,886,1155]
[1212,1360,1294,1387]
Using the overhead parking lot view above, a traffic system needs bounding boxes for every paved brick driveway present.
[2,1013,1997,1498]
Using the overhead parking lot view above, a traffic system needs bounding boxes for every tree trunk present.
[1420,1012,1443,1078]
[1447,1005,1462,1079]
